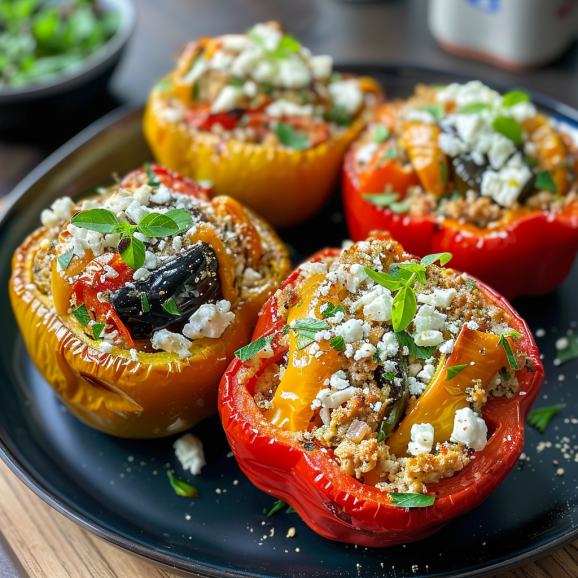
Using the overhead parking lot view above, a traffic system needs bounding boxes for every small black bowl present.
[0,0,135,133]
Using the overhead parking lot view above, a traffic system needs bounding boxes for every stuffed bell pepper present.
[10,165,290,438]
[343,80,578,300]
[144,21,382,227]
[219,234,543,546]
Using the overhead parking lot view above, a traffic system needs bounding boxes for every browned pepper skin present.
[9,187,291,439]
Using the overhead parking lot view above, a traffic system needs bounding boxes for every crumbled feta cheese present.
[242,267,262,287]
[275,58,311,88]
[406,109,436,124]
[356,142,379,165]
[408,377,426,396]
[329,370,350,390]
[40,197,75,227]
[450,407,488,451]
[133,267,151,281]
[438,132,468,157]
[466,321,479,330]
[509,101,536,123]
[345,264,368,293]
[417,363,436,383]
[125,200,151,224]
[151,329,192,358]
[439,339,455,354]
[144,251,158,270]
[266,99,313,117]
[315,386,360,409]
[174,433,206,475]
[149,184,173,205]
[487,132,516,170]
[481,153,532,207]
[328,79,363,115]
[309,55,332,79]
[353,285,393,322]
[299,261,327,279]
[413,305,446,334]
[183,300,235,340]
[407,423,435,456]
[417,288,456,309]
[221,33,252,52]
[133,184,152,206]
[211,85,243,113]
[250,22,282,51]
[353,343,376,361]
[377,332,399,359]
[99,342,113,353]
[334,319,364,343]
[415,330,444,347]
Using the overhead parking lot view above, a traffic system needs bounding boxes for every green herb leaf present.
[294,300,304,308]
[330,335,345,351]
[424,103,445,121]
[525,155,538,168]
[163,297,180,316]
[466,278,477,291]
[389,201,410,214]
[71,208,119,234]
[154,79,173,93]
[445,364,468,381]
[266,499,286,518]
[274,123,310,150]
[91,322,106,340]
[392,286,417,333]
[395,331,436,360]
[460,103,489,114]
[285,506,297,514]
[364,268,402,292]
[57,249,74,270]
[492,116,523,145]
[381,147,398,162]
[497,333,519,370]
[235,333,276,362]
[120,235,146,270]
[527,404,563,433]
[502,90,530,108]
[165,209,193,233]
[293,319,330,332]
[72,304,91,327]
[138,212,180,237]
[296,333,316,350]
[321,303,345,319]
[144,163,160,186]
[389,493,435,508]
[167,471,199,497]
[556,335,578,365]
[439,158,447,183]
[377,430,386,443]
[420,252,453,267]
[535,170,557,192]
[112,222,135,235]
[324,105,351,127]
[361,192,400,207]
[373,124,390,143]
[141,293,150,313]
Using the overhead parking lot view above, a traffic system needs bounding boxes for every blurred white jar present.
[429,0,578,70]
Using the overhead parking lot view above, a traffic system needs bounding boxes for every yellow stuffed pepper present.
[144,21,382,227]
[10,164,290,438]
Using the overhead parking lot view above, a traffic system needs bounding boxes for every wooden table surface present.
[3,1,578,576]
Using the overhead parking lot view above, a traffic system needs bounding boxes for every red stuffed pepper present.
[219,233,543,546]
[343,81,578,300]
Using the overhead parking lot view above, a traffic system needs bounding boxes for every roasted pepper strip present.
[218,246,544,547]
[387,328,512,457]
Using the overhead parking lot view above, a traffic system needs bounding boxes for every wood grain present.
[0,457,574,578]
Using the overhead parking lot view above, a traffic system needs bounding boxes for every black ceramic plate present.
[1,66,578,578]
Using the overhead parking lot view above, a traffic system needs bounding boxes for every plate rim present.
[1,62,578,578]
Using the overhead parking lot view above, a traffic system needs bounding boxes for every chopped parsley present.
[167,471,199,497]
[527,404,563,434]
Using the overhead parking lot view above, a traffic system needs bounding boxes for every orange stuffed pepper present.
[10,164,290,438]
[144,21,382,227]
[343,81,578,300]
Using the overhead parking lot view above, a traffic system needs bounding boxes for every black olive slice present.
[109,242,220,339]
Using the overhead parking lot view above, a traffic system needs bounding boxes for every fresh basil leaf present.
[381,147,398,162]
[266,499,286,518]
[376,430,386,442]
[71,208,119,233]
[424,103,445,121]
[141,293,150,313]
[324,105,352,127]
[72,304,91,327]
[167,470,199,497]
[293,319,330,332]
[390,492,435,508]
[445,364,468,381]
[144,163,160,186]
[329,335,345,351]
[285,506,297,514]
[535,170,557,192]
[466,278,477,291]
[274,123,310,150]
[502,90,530,108]
[163,297,180,316]
[460,103,489,114]
[398,263,426,285]
[420,252,453,267]
[112,222,135,235]
[321,303,345,319]
[395,331,436,360]
[497,333,519,370]
[164,209,193,232]
[120,235,146,270]
[57,249,74,270]
[364,268,402,292]
[556,335,578,365]
[373,124,390,143]
[92,323,106,341]
[389,201,410,214]
[392,286,417,333]
[235,333,276,361]
[492,116,523,145]
[361,192,400,207]
[296,333,316,350]
[527,404,563,434]
[138,212,180,237]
